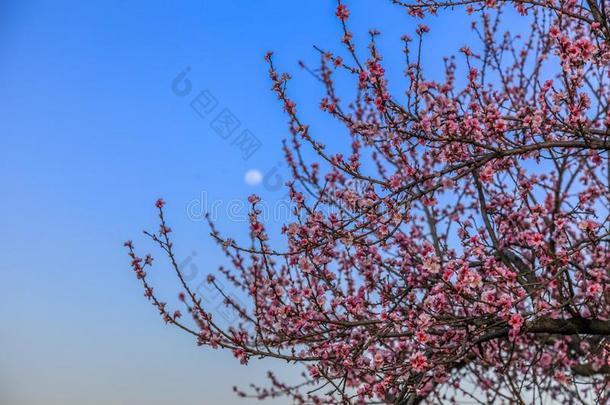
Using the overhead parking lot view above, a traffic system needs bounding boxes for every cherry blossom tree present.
[126,0,610,403]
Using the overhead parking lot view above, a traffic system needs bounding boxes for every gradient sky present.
[0,1,524,404]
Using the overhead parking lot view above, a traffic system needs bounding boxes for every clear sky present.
[0,1,524,404]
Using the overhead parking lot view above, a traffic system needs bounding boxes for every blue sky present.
[0,1,524,403]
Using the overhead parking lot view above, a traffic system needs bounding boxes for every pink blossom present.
[410,351,428,372]
[335,4,349,22]
[508,313,524,331]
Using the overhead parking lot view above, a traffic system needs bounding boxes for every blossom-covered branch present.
[127,0,609,403]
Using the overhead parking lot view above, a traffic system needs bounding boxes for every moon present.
[244,169,263,186]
